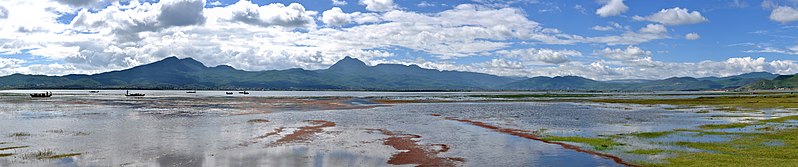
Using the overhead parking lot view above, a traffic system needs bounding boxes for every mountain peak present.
[329,56,368,71]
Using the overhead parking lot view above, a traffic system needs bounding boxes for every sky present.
[0,0,797,80]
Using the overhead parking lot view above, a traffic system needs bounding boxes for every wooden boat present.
[225,92,234,95]
[238,90,249,94]
[125,90,145,97]
[30,92,52,97]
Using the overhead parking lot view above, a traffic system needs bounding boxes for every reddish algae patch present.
[371,129,464,167]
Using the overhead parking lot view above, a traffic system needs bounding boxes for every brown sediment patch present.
[274,120,336,144]
[370,129,464,167]
[446,118,640,167]
[239,127,285,147]
[372,99,452,104]
[430,114,442,117]
[247,119,270,123]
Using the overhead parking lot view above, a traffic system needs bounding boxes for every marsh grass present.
[470,94,603,98]
[593,95,798,110]
[630,131,676,138]
[626,149,666,155]
[0,153,12,157]
[0,146,29,151]
[7,132,30,137]
[697,122,762,130]
[661,128,798,166]
[22,150,81,160]
[542,136,623,150]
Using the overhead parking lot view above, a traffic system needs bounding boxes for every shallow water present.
[0,91,770,166]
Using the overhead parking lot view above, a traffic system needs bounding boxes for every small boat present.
[225,92,234,95]
[30,92,52,97]
[89,91,99,93]
[238,90,249,94]
[125,90,145,97]
[186,90,197,93]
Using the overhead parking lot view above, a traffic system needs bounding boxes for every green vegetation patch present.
[542,136,622,150]
[0,146,29,151]
[593,95,798,110]
[22,150,81,160]
[697,122,762,130]
[660,128,798,166]
[471,94,603,98]
[626,149,666,155]
[0,153,12,157]
[7,132,30,137]
[761,115,798,123]
[631,131,676,138]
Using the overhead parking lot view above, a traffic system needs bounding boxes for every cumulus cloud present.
[225,1,316,29]
[770,6,798,23]
[322,7,352,26]
[596,0,627,17]
[595,45,652,60]
[360,0,396,12]
[634,7,708,26]
[685,33,700,40]
[321,7,382,26]
[499,48,582,64]
[639,24,667,34]
[158,0,206,27]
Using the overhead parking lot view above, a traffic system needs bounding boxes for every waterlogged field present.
[0,90,797,166]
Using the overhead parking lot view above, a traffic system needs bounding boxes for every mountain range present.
[0,56,790,91]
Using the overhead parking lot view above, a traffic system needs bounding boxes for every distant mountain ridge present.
[0,56,787,91]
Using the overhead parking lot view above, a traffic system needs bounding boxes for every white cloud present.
[360,0,396,12]
[639,24,667,34]
[770,6,798,23]
[332,0,348,6]
[594,45,652,60]
[321,7,382,26]
[499,48,582,64]
[591,22,624,31]
[596,0,628,17]
[223,1,317,29]
[0,58,24,70]
[322,7,352,26]
[635,7,708,26]
[685,33,700,40]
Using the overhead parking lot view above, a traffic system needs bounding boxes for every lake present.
[0,90,771,166]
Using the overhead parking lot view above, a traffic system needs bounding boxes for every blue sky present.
[0,0,797,80]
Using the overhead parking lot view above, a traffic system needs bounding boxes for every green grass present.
[593,95,798,110]
[630,131,676,138]
[760,115,798,123]
[0,153,12,157]
[471,94,603,98]
[697,122,762,130]
[542,136,622,150]
[626,149,666,155]
[7,132,30,137]
[21,150,81,160]
[0,146,29,151]
[658,128,798,166]
[695,110,710,113]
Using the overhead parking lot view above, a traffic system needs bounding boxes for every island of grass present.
[593,95,798,166]
[592,94,798,110]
